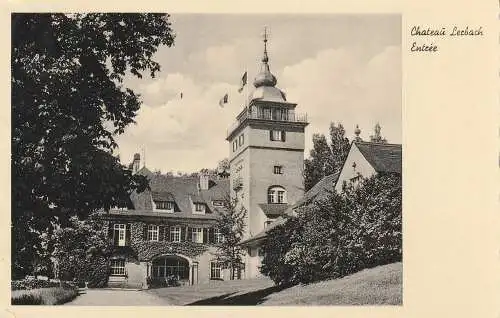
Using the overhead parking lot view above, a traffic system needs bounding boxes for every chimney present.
[132,153,140,174]
[199,171,210,190]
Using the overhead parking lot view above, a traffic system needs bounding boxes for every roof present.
[113,168,230,220]
[355,141,402,174]
[258,203,290,217]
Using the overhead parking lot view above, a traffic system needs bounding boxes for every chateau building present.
[100,32,401,288]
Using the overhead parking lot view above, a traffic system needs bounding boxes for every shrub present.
[147,275,180,289]
[11,287,78,305]
[11,278,61,291]
[260,174,402,286]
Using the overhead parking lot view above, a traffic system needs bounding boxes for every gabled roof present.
[355,141,402,174]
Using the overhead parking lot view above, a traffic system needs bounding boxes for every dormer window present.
[212,200,225,207]
[155,201,174,212]
[193,203,206,214]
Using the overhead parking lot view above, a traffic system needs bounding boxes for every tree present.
[216,158,230,178]
[369,123,388,143]
[12,13,174,278]
[303,122,350,191]
[214,196,247,280]
[329,122,350,170]
[51,214,110,287]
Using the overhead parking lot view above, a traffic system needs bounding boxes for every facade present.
[102,158,233,288]
[226,33,308,278]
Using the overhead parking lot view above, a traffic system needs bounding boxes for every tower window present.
[267,186,287,204]
[238,134,244,146]
[232,140,237,152]
[273,165,283,174]
[270,130,286,142]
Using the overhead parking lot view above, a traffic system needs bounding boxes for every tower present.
[226,28,309,278]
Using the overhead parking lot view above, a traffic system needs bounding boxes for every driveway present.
[66,289,170,306]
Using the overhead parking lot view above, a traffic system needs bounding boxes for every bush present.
[147,275,180,288]
[12,278,61,291]
[11,287,79,305]
[260,174,402,286]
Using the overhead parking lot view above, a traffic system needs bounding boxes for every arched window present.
[267,186,287,204]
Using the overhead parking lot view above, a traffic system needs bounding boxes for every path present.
[66,289,170,306]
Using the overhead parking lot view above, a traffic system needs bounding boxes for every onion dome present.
[253,28,277,88]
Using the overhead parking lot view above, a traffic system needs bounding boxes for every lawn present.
[147,262,402,305]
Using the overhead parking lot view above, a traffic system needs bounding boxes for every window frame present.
[110,259,126,276]
[268,186,287,204]
[214,228,224,244]
[193,203,205,214]
[210,261,222,279]
[147,225,159,241]
[170,226,181,242]
[192,227,203,243]
[270,130,286,142]
[273,165,283,175]
[238,134,244,146]
[114,223,126,246]
[155,200,174,212]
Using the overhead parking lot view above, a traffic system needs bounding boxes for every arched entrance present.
[151,255,190,281]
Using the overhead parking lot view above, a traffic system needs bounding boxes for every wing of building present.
[239,140,402,273]
[100,156,232,288]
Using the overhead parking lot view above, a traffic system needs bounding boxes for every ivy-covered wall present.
[129,222,209,261]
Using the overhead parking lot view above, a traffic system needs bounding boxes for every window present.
[273,165,283,174]
[212,200,224,207]
[113,224,126,246]
[264,220,273,228]
[147,225,159,241]
[192,227,203,243]
[155,201,174,211]
[110,259,125,276]
[270,130,285,142]
[214,228,224,243]
[268,186,287,204]
[210,262,222,279]
[170,226,181,242]
[232,140,237,152]
[194,203,205,214]
[238,134,244,146]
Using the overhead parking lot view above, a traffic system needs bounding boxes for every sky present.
[116,14,402,173]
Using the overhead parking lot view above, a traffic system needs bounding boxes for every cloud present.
[116,73,246,172]
[280,45,402,153]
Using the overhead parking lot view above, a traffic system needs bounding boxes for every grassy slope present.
[147,262,402,306]
[263,262,402,305]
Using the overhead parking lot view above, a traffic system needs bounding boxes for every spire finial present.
[262,26,269,63]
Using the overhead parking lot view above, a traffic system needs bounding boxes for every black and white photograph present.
[11,13,402,306]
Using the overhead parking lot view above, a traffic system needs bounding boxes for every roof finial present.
[262,26,268,63]
[354,125,362,141]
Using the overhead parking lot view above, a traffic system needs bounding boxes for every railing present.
[227,111,308,138]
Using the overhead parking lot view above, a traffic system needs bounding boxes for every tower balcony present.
[226,110,308,139]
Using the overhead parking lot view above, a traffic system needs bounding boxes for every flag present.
[219,93,228,107]
[237,71,247,93]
